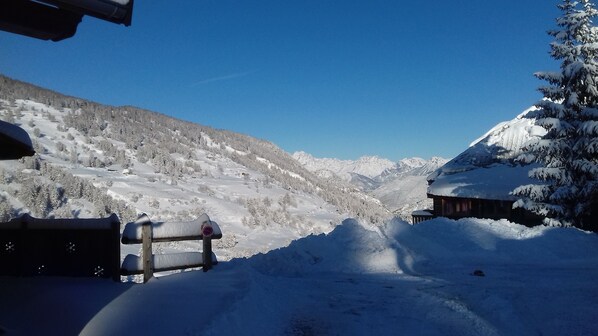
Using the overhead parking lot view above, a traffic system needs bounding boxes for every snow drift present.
[1,217,597,336]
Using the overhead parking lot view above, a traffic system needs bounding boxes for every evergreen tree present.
[514,0,598,228]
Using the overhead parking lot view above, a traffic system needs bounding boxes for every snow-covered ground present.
[1,217,596,336]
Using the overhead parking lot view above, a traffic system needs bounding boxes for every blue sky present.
[0,1,561,161]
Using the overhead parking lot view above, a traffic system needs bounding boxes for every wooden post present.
[201,219,214,272]
[202,236,212,272]
[142,220,153,283]
[110,214,121,282]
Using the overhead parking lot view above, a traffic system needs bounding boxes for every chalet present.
[413,109,545,226]
[425,162,542,226]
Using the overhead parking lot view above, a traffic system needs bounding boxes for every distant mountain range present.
[292,151,449,219]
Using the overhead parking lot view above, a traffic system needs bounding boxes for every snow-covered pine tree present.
[513,0,598,228]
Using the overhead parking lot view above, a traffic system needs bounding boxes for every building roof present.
[0,120,35,160]
[0,0,133,41]
[427,108,546,201]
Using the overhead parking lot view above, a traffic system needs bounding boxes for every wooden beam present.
[142,220,153,283]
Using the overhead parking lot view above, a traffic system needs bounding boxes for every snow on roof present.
[411,210,433,216]
[428,163,541,200]
[428,108,546,200]
[0,120,34,160]
[122,213,223,242]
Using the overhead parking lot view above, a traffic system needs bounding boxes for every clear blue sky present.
[0,1,561,161]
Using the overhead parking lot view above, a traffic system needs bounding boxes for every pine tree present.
[513,0,598,228]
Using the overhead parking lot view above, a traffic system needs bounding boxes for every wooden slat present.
[142,221,153,283]
[120,252,218,275]
[121,214,222,245]
[122,233,222,245]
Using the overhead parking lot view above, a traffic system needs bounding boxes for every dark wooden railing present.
[411,210,434,224]
[0,213,121,281]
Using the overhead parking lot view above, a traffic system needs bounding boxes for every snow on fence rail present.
[0,213,121,281]
[120,213,222,283]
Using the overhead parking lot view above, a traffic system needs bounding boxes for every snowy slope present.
[0,98,342,258]
[1,217,596,335]
[0,76,391,260]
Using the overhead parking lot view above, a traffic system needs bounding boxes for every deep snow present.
[428,108,547,200]
[1,217,597,336]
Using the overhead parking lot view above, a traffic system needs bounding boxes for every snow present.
[428,108,547,199]
[294,151,448,221]
[411,210,432,216]
[292,151,397,180]
[1,217,597,335]
[122,213,223,242]
[121,252,216,273]
[0,120,33,149]
[428,163,542,200]
[0,97,345,258]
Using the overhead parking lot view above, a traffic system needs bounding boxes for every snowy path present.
[203,270,500,336]
[201,263,598,336]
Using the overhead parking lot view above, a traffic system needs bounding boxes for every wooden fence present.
[120,213,222,283]
[0,213,121,281]
[411,210,434,224]
[0,213,223,283]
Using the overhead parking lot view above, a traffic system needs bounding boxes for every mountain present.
[292,151,396,181]
[293,151,446,186]
[292,151,448,221]
[0,75,390,259]
[369,156,448,219]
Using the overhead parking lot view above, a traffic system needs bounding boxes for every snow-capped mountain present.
[0,75,390,259]
[376,156,447,183]
[292,150,448,221]
[293,151,446,185]
[292,151,396,180]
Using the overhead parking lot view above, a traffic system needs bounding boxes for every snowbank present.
[1,217,597,336]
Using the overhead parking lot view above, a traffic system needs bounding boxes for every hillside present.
[0,75,390,259]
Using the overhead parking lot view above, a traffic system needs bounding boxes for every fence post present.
[142,220,153,283]
[201,220,214,272]
[110,214,121,282]
[202,237,212,272]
